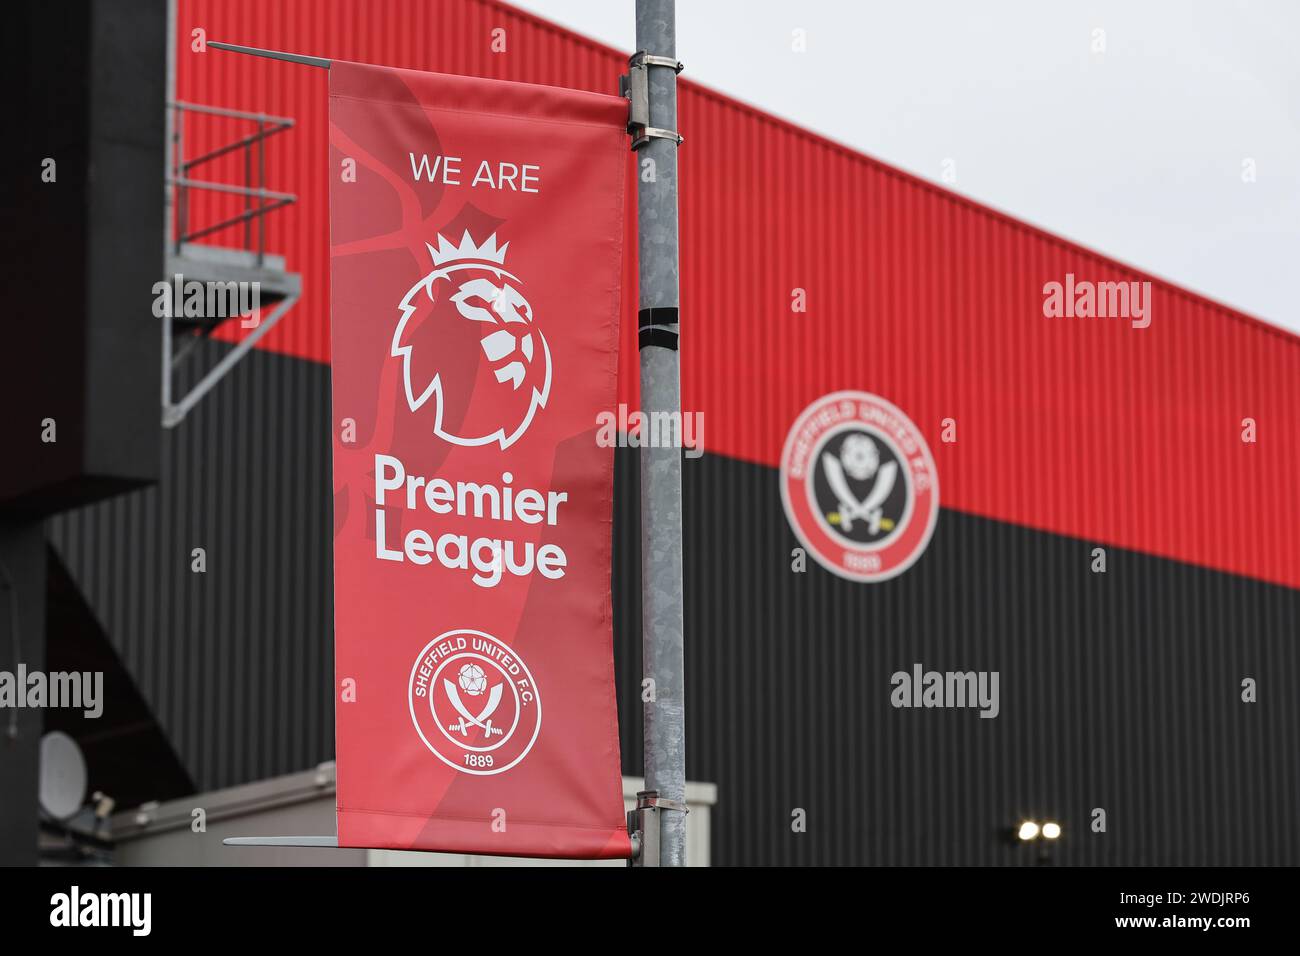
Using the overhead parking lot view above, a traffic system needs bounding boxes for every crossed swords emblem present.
[822,452,899,534]
[444,678,506,740]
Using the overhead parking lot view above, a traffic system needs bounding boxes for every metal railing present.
[161,100,302,428]
[167,101,297,262]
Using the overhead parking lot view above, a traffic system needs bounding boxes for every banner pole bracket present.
[620,52,684,150]
[627,789,689,866]
[209,40,332,69]
[628,790,658,867]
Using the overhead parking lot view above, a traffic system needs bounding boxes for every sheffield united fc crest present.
[780,391,938,582]
[408,628,542,775]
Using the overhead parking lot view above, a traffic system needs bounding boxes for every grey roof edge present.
[112,763,717,843]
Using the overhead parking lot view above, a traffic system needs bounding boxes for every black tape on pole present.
[638,307,679,350]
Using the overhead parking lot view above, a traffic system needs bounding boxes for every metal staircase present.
[162,101,302,426]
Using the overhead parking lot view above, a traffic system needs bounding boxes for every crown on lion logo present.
[426,230,510,267]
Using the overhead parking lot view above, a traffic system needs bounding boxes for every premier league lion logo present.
[392,231,551,449]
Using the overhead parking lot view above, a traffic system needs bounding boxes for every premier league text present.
[373,453,569,588]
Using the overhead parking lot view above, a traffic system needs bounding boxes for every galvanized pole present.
[634,0,686,866]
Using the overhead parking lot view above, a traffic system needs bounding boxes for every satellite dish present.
[39,731,88,821]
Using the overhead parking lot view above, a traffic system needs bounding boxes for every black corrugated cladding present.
[49,343,334,791]
[49,345,1300,865]
[677,455,1298,865]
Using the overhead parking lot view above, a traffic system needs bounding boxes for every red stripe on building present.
[178,0,1300,590]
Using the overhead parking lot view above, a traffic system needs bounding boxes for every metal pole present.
[163,0,177,420]
[256,119,266,265]
[634,0,686,867]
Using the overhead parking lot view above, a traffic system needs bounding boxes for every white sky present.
[511,0,1300,336]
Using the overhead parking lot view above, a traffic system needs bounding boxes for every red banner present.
[328,61,630,858]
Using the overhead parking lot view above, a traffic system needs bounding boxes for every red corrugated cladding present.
[178,0,1300,591]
